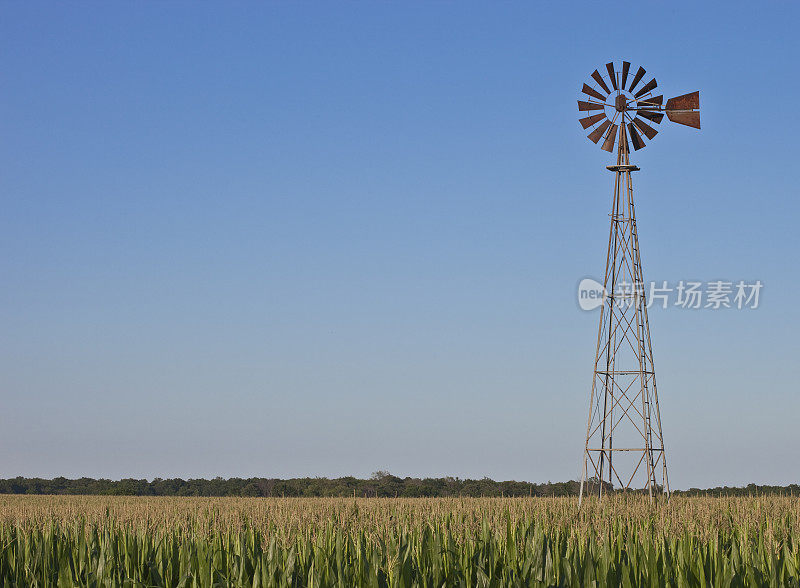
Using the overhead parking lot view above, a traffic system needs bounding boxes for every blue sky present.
[1,2,798,489]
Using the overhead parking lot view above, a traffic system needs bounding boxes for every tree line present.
[0,475,795,497]
[0,474,578,497]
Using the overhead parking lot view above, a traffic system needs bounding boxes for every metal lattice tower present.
[576,61,700,503]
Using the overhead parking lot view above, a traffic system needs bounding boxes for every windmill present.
[576,61,700,503]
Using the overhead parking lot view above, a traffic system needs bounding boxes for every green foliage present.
[1,496,799,586]
[2,476,798,498]
[0,476,582,498]
[2,516,799,586]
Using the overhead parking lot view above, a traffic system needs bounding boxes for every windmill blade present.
[637,95,663,107]
[618,123,629,155]
[582,83,607,101]
[628,66,645,92]
[606,62,618,90]
[578,100,605,111]
[667,110,701,129]
[632,117,658,140]
[666,91,699,110]
[628,122,646,150]
[601,123,618,152]
[579,113,607,129]
[638,110,665,124]
[591,69,611,94]
[621,61,630,90]
[588,119,612,143]
[634,78,658,98]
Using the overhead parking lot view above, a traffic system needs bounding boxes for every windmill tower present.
[576,61,700,503]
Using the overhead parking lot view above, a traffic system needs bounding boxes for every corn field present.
[1,495,799,586]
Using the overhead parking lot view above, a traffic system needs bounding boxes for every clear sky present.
[1,2,798,489]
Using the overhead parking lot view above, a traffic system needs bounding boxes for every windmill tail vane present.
[576,61,700,504]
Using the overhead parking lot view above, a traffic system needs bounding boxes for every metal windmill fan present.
[577,61,700,152]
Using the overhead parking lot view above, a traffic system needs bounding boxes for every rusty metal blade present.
[666,90,700,110]
[634,78,658,98]
[579,113,607,129]
[638,110,664,124]
[666,110,701,129]
[637,94,663,107]
[628,123,646,150]
[628,66,645,92]
[632,117,658,140]
[582,83,606,101]
[587,119,612,143]
[621,61,630,90]
[591,69,611,94]
[606,62,617,90]
[578,100,605,111]
[601,123,618,152]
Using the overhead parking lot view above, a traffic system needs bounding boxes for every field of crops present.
[1,494,799,586]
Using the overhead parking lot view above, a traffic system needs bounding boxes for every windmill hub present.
[614,94,627,112]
